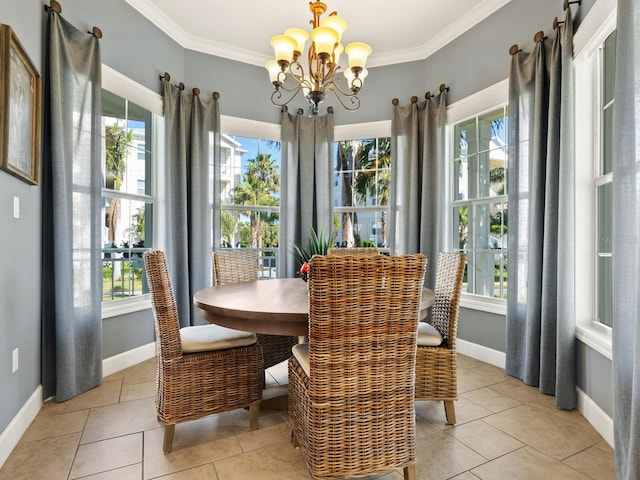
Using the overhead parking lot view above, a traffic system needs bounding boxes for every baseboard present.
[577,387,614,448]
[0,386,42,469]
[457,338,506,369]
[0,344,156,470]
[102,342,156,378]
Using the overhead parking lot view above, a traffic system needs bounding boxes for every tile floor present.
[0,354,616,480]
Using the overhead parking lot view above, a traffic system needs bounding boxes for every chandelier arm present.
[333,92,361,111]
[271,84,305,107]
[289,60,306,82]
[325,75,359,97]
[325,83,361,111]
[275,79,308,94]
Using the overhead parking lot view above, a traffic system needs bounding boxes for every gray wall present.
[458,308,507,353]
[0,0,44,437]
[102,310,155,359]
[577,340,613,417]
[56,0,185,99]
[0,0,611,437]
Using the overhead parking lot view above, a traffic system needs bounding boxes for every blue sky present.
[233,136,281,170]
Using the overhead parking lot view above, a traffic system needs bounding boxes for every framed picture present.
[0,24,41,185]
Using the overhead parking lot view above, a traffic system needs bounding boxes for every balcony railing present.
[102,246,279,302]
[102,247,147,301]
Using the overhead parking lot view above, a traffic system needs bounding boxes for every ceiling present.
[124,0,511,68]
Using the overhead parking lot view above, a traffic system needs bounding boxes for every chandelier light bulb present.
[345,42,372,69]
[320,15,347,44]
[265,59,281,84]
[344,67,368,83]
[284,28,309,56]
[311,26,339,58]
[271,34,297,66]
[332,43,344,66]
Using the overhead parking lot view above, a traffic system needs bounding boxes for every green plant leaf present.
[290,225,336,267]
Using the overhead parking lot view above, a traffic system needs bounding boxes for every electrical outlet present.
[13,196,20,219]
[12,348,18,373]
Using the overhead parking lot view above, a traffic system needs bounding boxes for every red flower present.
[300,261,309,274]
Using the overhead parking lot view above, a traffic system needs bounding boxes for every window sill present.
[459,294,507,316]
[575,323,612,360]
[102,295,151,319]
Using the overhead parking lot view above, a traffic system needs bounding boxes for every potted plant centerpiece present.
[291,226,336,281]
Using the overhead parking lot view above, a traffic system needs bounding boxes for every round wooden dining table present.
[193,278,436,337]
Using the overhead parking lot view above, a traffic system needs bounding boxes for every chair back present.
[327,246,379,256]
[143,249,183,362]
[213,250,259,285]
[306,254,426,466]
[431,252,467,348]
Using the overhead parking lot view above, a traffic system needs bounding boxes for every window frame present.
[216,118,393,272]
[217,117,282,276]
[101,66,163,319]
[333,137,392,251]
[574,0,616,359]
[446,80,509,315]
[334,123,392,253]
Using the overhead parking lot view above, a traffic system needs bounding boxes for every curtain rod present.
[159,72,220,99]
[391,83,449,106]
[44,1,102,38]
[510,0,580,55]
[44,0,61,14]
[509,31,544,56]
[564,0,580,10]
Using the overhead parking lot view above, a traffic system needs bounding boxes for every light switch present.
[12,348,18,373]
[13,196,20,219]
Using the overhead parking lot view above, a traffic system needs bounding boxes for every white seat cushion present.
[180,324,256,353]
[292,342,310,377]
[417,322,443,347]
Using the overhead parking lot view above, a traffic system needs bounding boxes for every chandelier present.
[266,1,372,114]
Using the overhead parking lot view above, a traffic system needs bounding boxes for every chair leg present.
[444,400,456,425]
[404,464,417,480]
[163,424,175,454]
[291,430,299,447]
[249,400,260,430]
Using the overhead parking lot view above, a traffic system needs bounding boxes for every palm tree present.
[105,124,133,246]
[221,208,238,247]
[232,153,280,248]
[336,141,355,246]
[353,138,391,247]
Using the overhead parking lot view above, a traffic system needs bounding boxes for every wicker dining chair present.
[289,253,427,480]
[327,246,379,256]
[213,250,298,371]
[415,251,466,425]
[144,250,263,454]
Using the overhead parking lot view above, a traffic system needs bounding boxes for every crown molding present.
[125,0,511,68]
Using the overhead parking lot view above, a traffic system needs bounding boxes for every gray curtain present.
[162,80,219,326]
[41,12,103,401]
[505,10,576,409]
[612,1,640,477]
[278,108,334,278]
[390,92,447,288]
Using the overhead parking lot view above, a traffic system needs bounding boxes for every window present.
[218,135,281,278]
[595,30,616,329]
[450,107,508,300]
[574,2,616,358]
[101,89,155,302]
[333,138,391,250]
